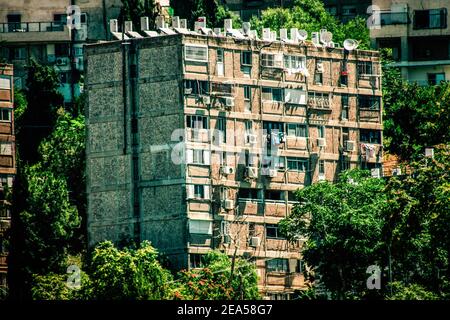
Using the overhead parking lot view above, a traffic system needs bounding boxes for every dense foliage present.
[250,0,370,49]
[171,0,242,29]
[280,148,450,300]
[382,51,450,160]
[119,0,160,31]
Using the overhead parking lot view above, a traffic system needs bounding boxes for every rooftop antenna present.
[320,29,333,46]
[298,30,308,41]
[343,39,359,51]
[280,28,289,42]
[262,28,271,41]
[172,16,180,28]
[242,22,251,36]
[224,19,233,31]
[140,17,149,31]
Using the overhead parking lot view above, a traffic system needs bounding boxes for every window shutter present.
[204,150,210,165]
[204,185,210,199]
[187,185,194,199]
[186,149,193,164]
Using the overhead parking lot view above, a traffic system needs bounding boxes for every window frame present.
[184,44,208,62]
[241,51,252,66]
[287,157,308,172]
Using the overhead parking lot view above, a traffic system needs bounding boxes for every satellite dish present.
[298,30,308,41]
[343,39,359,51]
[320,31,333,45]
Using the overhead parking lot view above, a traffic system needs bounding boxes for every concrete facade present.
[322,0,371,22]
[85,26,383,299]
[371,0,450,84]
[0,63,15,299]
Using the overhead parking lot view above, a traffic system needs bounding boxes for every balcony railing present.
[0,22,65,33]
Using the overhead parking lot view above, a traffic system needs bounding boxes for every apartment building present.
[85,19,383,298]
[0,64,15,299]
[0,0,122,103]
[322,0,371,22]
[371,0,450,85]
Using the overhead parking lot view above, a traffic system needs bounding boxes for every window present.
[318,126,325,139]
[261,53,274,67]
[265,190,284,201]
[186,115,208,129]
[360,129,381,144]
[0,76,11,90]
[0,109,11,122]
[185,45,208,62]
[54,13,68,25]
[211,82,232,95]
[358,61,374,76]
[296,260,303,273]
[358,96,380,110]
[12,47,26,60]
[55,43,70,57]
[60,71,72,84]
[189,220,212,235]
[217,117,226,143]
[287,191,298,203]
[194,185,205,198]
[314,72,323,85]
[184,80,209,95]
[217,49,224,63]
[266,258,289,273]
[287,157,308,172]
[7,14,21,32]
[238,188,260,200]
[244,86,251,100]
[341,95,349,120]
[193,149,205,164]
[248,223,256,237]
[284,55,306,70]
[266,224,284,239]
[380,11,409,25]
[262,87,283,102]
[241,51,252,66]
[287,124,307,137]
[190,254,205,268]
[319,160,325,175]
[414,9,447,29]
[428,73,446,85]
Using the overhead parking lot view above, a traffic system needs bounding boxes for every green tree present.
[17,59,63,163]
[119,0,161,31]
[174,251,259,300]
[279,170,387,299]
[250,0,370,49]
[83,241,173,300]
[171,0,241,29]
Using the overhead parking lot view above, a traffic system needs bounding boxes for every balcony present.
[0,22,71,43]
[307,97,331,111]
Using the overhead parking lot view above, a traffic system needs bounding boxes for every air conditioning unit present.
[392,168,402,176]
[345,140,356,152]
[223,199,234,210]
[371,168,381,178]
[318,174,326,181]
[246,166,258,179]
[250,236,261,247]
[225,97,235,107]
[316,61,324,73]
[248,134,258,145]
[55,57,69,66]
[221,166,234,175]
[317,138,326,147]
[201,95,211,104]
[184,88,193,95]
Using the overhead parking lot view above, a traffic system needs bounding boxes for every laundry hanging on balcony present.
[360,143,376,161]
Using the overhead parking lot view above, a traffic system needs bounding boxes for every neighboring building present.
[0,63,15,299]
[0,0,122,103]
[371,0,450,85]
[322,0,371,22]
[85,19,383,298]
[221,0,295,21]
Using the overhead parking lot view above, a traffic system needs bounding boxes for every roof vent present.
[224,19,232,31]
[110,19,118,33]
[156,15,165,29]
[140,17,149,31]
[172,16,180,28]
[124,21,133,33]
